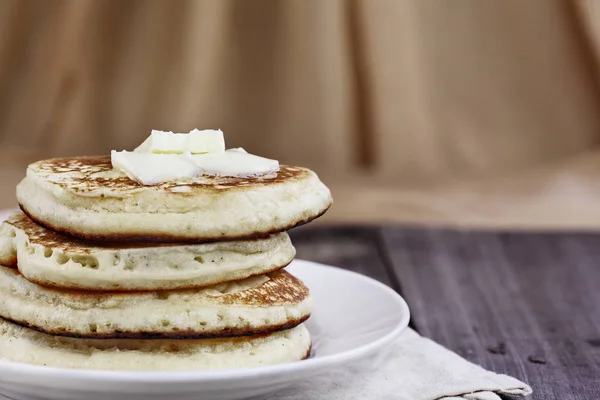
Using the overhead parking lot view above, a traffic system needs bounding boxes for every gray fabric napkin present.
[271,328,532,400]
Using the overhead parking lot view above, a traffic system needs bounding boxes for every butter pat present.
[111,151,198,185]
[112,130,279,185]
[134,129,225,154]
[186,150,279,177]
[134,130,187,153]
[188,129,225,153]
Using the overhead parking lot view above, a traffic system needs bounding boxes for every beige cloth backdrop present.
[3,0,600,228]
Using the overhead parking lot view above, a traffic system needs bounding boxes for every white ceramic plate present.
[0,220,410,400]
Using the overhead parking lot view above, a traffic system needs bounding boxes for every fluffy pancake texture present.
[0,266,312,339]
[0,212,295,291]
[0,318,311,371]
[17,156,332,242]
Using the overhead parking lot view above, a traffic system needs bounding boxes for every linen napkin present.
[270,328,532,400]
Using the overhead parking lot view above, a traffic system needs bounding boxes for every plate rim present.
[0,259,410,384]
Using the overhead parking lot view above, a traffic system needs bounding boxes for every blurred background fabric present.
[3,0,600,228]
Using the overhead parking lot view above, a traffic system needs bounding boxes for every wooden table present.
[290,226,600,400]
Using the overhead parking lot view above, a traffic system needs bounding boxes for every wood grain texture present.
[290,225,394,288]
[293,225,599,399]
[379,227,600,400]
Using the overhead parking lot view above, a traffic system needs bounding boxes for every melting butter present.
[111,130,279,185]
[111,151,198,185]
[185,150,279,177]
[134,129,225,154]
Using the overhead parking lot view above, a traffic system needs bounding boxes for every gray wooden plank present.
[289,226,394,287]
[379,227,600,400]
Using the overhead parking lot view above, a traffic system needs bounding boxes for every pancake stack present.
[0,156,332,371]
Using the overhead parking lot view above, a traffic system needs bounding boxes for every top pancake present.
[17,156,332,242]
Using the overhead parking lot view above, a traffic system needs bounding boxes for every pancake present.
[0,212,295,291]
[0,318,310,371]
[0,266,312,339]
[17,156,332,242]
